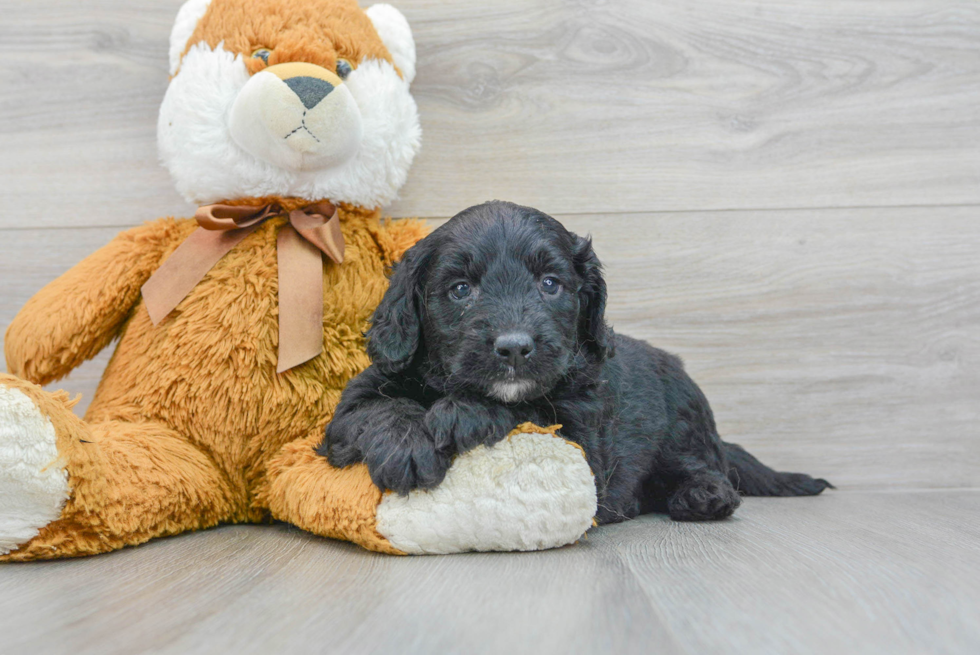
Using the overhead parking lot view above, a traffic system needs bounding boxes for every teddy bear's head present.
[160,0,420,207]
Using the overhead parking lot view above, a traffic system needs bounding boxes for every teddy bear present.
[0,0,597,560]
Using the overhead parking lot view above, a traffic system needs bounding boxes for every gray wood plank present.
[395,0,980,217]
[0,490,976,655]
[0,0,195,228]
[609,490,980,655]
[1,0,978,228]
[2,205,979,490]
[555,208,980,492]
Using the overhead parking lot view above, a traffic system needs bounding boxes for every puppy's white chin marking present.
[489,380,537,404]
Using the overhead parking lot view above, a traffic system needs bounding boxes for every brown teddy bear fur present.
[180,0,397,77]
[2,207,425,560]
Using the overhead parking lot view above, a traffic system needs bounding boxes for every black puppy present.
[320,201,831,523]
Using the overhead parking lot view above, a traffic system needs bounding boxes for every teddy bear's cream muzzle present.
[229,61,363,172]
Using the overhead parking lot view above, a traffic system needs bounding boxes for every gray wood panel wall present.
[1,0,977,490]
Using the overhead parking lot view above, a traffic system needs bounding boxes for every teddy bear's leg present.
[261,424,599,555]
[259,431,403,554]
[0,374,239,561]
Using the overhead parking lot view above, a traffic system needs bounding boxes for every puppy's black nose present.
[494,333,535,367]
[284,76,335,109]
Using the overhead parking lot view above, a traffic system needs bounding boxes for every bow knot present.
[141,201,345,373]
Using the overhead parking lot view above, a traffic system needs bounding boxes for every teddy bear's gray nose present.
[284,76,335,109]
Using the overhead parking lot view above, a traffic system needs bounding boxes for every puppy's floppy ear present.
[574,235,613,362]
[367,238,431,374]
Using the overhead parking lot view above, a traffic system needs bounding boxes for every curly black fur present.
[320,201,832,523]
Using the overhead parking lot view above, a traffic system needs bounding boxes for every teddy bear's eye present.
[336,59,353,80]
[251,48,272,64]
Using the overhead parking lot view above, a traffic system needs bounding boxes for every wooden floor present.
[1,491,978,655]
[1,0,978,653]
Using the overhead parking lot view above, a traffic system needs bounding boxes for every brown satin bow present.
[141,201,345,373]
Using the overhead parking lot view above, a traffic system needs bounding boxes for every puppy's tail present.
[723,442,833,496]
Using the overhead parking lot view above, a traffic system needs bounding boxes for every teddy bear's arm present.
[5,219,190,385]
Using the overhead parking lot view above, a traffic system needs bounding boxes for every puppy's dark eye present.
[540,276,561,295]
[336,59,353,79]
[450,282,471,300]
[252,48,272,64]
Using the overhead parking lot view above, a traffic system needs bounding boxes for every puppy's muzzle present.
[494,332,535,369]
[229,62,363,172]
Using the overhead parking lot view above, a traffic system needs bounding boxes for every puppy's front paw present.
[363,423,450,496]
[424,397,513,454]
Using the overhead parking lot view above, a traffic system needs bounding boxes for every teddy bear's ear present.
[365,4,417,85]
[169,0,213,76]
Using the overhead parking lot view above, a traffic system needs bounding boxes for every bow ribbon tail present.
[276,224,325,373]
[288,206,345,264]
[142,225,260,325]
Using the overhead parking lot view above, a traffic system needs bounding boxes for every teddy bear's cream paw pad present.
[0,386,70,555]
[376,432,597,554]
